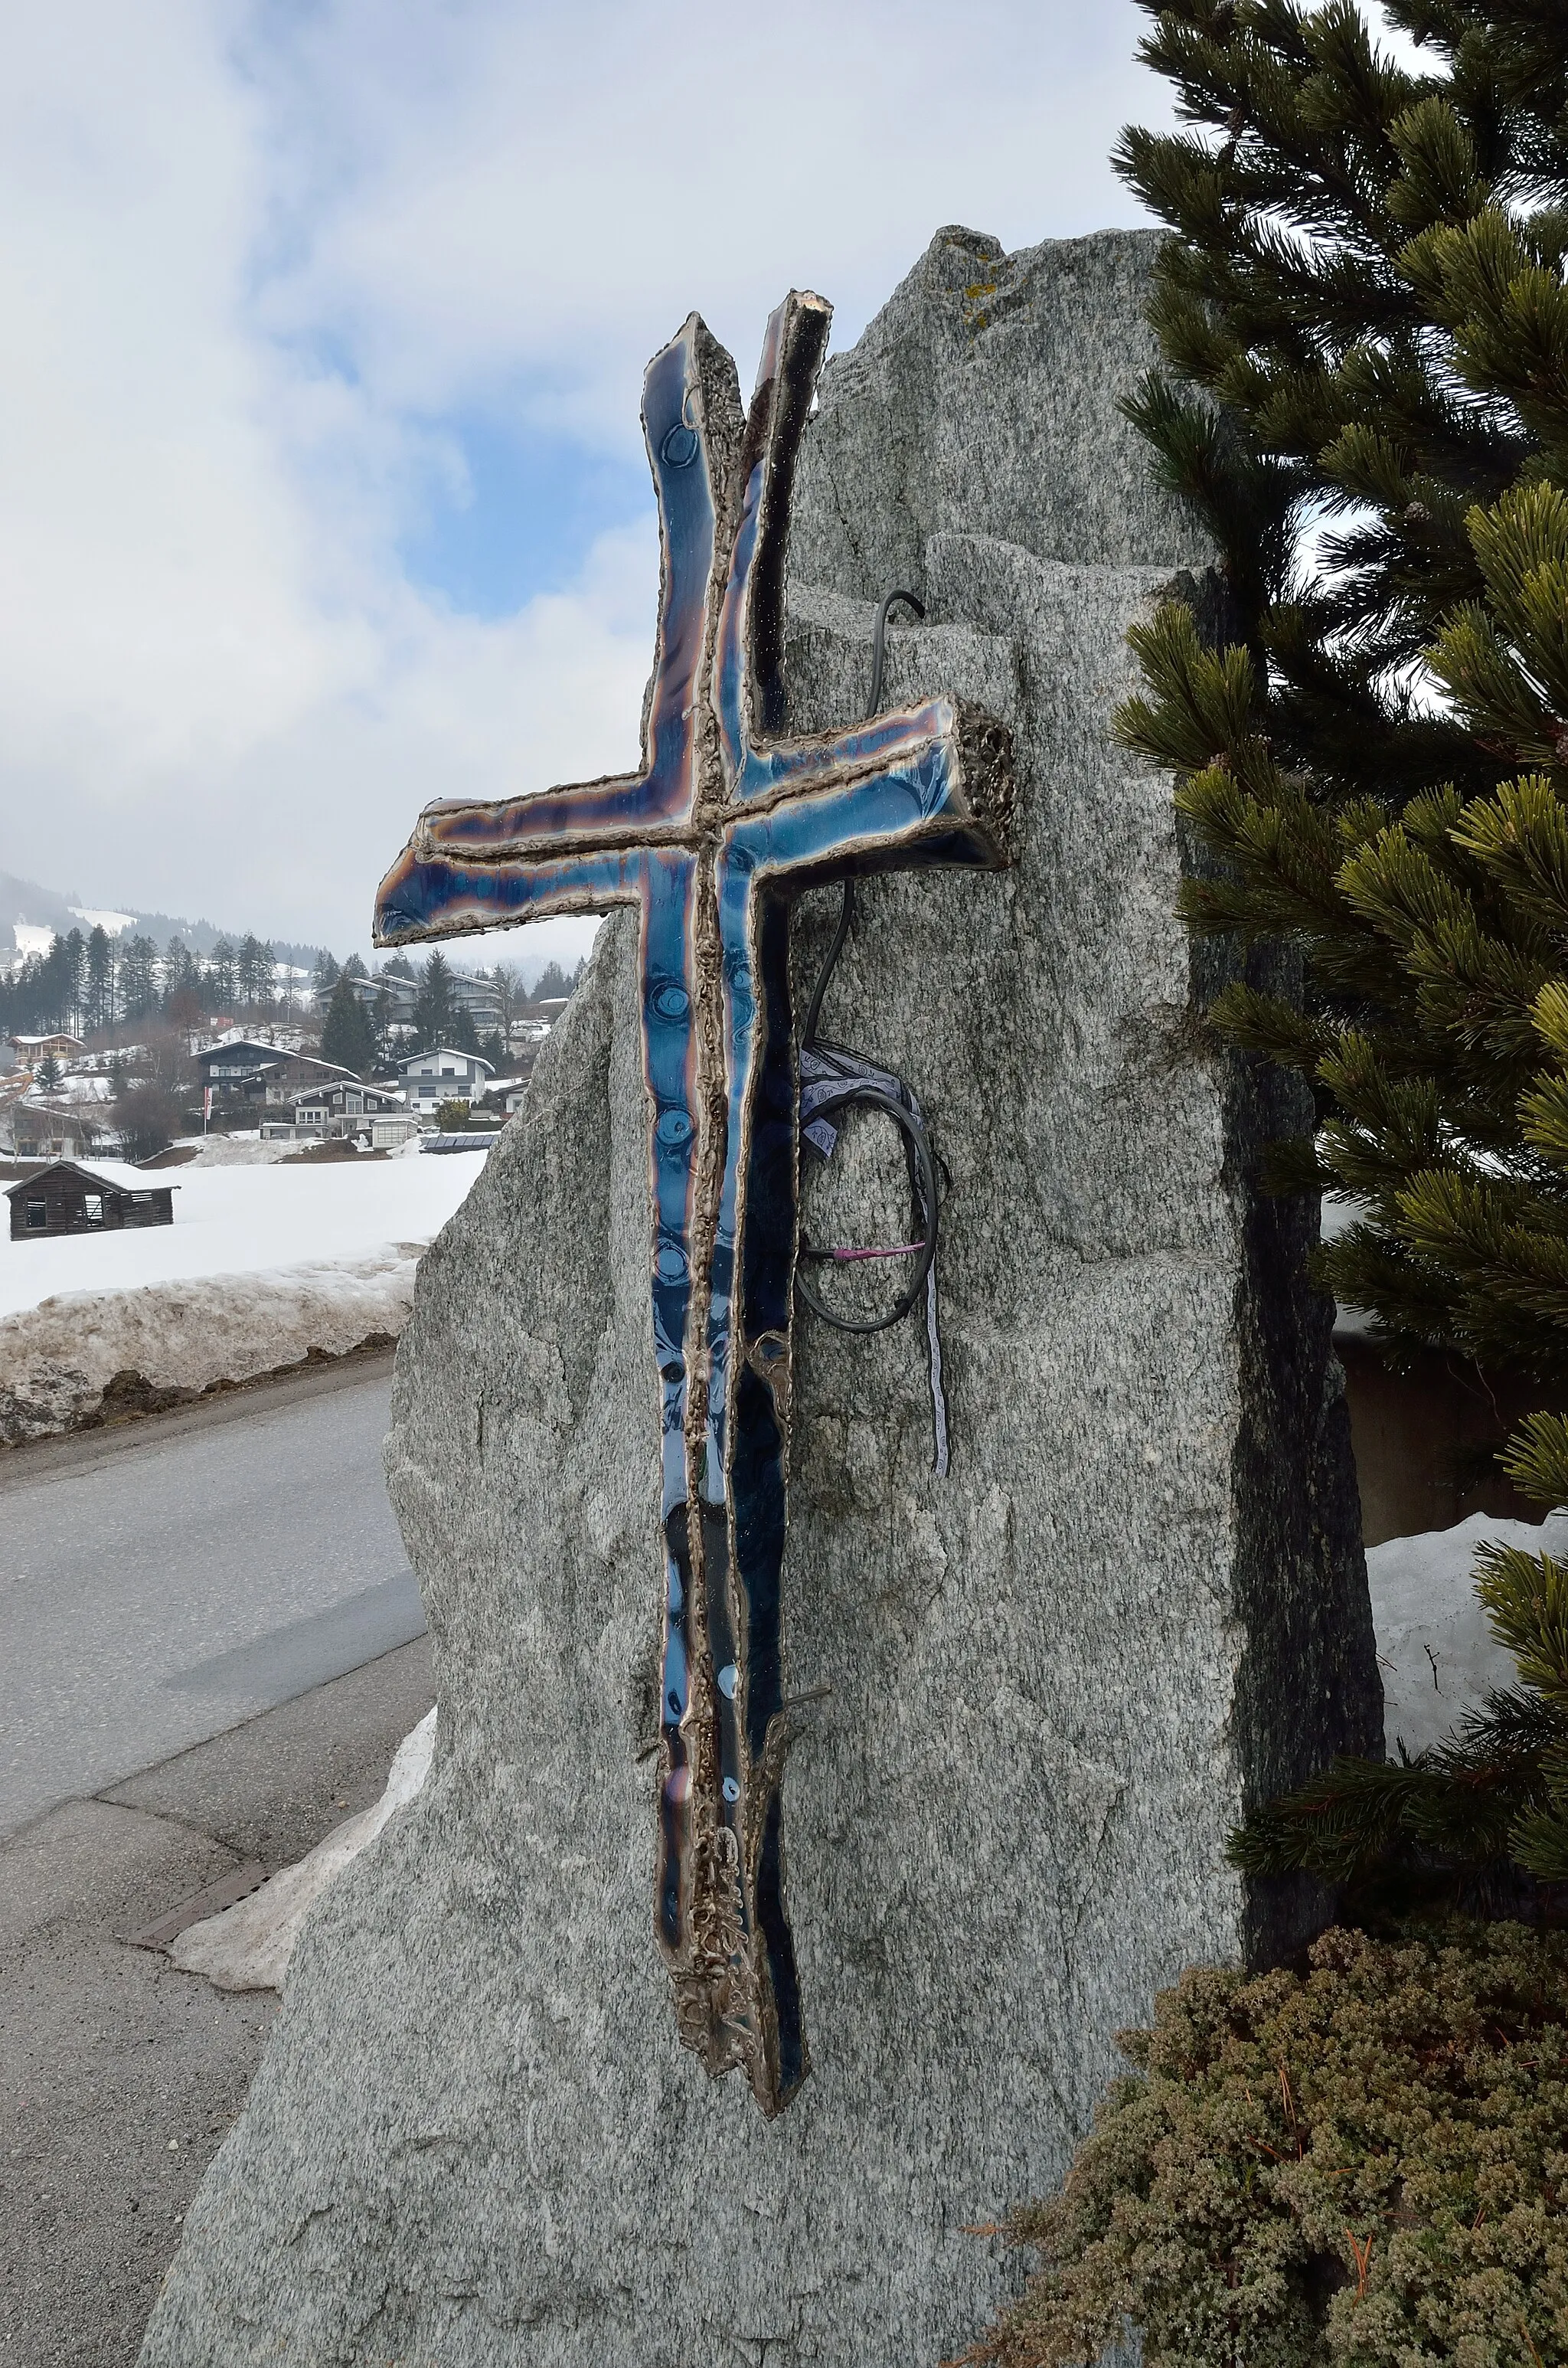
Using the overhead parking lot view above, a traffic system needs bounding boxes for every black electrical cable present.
[796,587,938,1336]
[796,1078,938,1330]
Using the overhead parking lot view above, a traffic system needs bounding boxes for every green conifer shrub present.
[959,12,1568,2360]
[1107,0,1568,1897]
[958,1924,1568,2368]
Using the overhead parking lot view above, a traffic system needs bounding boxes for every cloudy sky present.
[2,0,1180,963]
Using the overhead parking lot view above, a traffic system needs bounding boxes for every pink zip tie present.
[824,1241,922,1261]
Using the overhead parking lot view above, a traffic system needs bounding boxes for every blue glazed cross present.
[374,293,1013,2117]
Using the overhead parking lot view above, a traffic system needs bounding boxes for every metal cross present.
[374,292,1013,2117]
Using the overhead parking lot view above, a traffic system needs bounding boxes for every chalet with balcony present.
[197,1041,355,1112]
[289,1078,406,1138]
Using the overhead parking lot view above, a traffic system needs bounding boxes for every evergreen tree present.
[531,957,583,1002]
[319,971,377,1078]
[1116,0,1568,1898]
[85,925,114,1034]
[208,936,237,1012]
[34,934,74,1033]
[411,949,457,1050]
[119,935,160,1021]
[237,934,274,1012]
[311,947,341,1012]
[60,928,87,1032]
[162,935,200,1010]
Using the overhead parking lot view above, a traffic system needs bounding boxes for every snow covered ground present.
[1367,1507,1568,1755]
[0,1145,488,1442]
[0,1145,479,1322]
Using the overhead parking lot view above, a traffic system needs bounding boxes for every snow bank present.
[1367,1506,1568,1756]
[0,1253,418,1443]
[155,1133,305,1167]
[0,1152,485,1442]
[170,1709,437,1992]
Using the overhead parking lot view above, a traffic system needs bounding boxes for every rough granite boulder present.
[139,226,1380,2368]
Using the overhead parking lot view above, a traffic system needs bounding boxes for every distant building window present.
[25,1199,46,1229]
[83,1194,103,1225]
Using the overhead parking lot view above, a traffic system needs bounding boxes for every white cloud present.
[0,0,1170,953]
[253,0,1165,438]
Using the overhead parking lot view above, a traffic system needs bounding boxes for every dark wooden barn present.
[6,1159,177,1241]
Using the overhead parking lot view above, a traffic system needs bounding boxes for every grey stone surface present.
[790,226,1200,599]
[137,227,1380,2367]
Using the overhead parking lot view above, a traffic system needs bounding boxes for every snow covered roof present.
[289,1079,403,1107]
[289,1053,358,1078]
[196,1037,287,1066]
[397,1046,495,1074]
[4,1158,178,1197]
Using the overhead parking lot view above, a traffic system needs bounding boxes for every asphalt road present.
[3,1634,436,2368]
[0,1356,424,1838]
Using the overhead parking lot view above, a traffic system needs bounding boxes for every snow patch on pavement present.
[0,1254,419,1443]
[170,1709,437,1993]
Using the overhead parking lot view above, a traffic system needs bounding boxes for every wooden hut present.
[6,1158,177,1241]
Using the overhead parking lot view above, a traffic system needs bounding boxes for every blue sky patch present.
[400,411,652,619]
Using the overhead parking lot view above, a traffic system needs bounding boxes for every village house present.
[450,972,504,1034]
[285,1078,407,1140]
[7,1158,176,1241]
[395,1047,493,1114]
[197,1040,356,1114]
[2,1090,106,1161]
[7,1032,85,1068]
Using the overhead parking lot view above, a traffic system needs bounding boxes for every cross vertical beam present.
[374,292,1013,2115]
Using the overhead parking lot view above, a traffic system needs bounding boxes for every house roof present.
[197,1041,286,1071]
[198,1042,356,1081]
[288,1053,357,1078]
[5,1158,178,1199]
[397,1047,494,1074]
[289,1080,402,1108]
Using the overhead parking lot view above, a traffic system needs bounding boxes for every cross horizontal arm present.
[374,840,658,947]
[719,698,1014,895]
[393,774,690,870]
